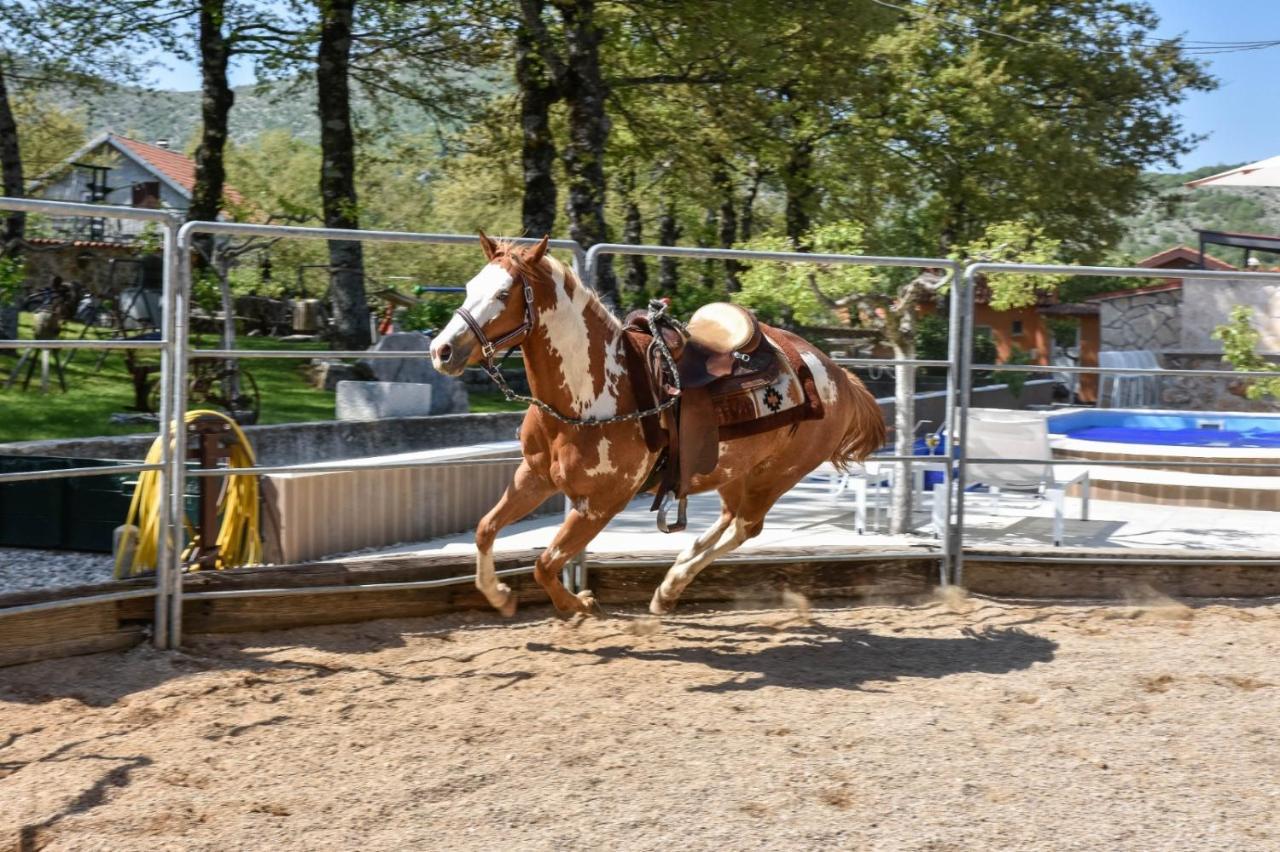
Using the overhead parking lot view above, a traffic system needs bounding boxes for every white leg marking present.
[651,517,748,614]
[476,549,515,614]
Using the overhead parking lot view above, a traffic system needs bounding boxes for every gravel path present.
[0,548,116,594]
[2,593,1278,850]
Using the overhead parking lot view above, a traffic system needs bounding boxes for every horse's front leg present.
[534,499,624,615]
[476,462,556,616]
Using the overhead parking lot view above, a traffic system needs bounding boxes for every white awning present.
[1186,155,1280,188]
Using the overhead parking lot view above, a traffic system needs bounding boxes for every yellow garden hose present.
[115,409,263,577]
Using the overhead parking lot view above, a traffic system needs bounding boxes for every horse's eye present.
[496,288,512,301]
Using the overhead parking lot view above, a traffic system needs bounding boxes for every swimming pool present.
[1046,408,1280,510]
[1048,409,1280,450]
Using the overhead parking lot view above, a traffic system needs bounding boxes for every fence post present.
[166,226,195,648]
[151,219,181,648]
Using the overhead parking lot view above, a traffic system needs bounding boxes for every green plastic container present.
[0,456,199,553]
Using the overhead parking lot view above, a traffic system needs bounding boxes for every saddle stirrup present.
[656,492,688,534]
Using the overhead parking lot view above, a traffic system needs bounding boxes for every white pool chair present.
[967,410,1090,546]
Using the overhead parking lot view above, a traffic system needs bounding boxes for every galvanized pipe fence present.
[4,197,1280,647]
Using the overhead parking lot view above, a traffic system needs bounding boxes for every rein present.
[457,285,684,427]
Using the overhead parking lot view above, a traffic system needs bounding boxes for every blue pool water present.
[1048,410,1280,449]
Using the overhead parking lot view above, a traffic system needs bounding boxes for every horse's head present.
[430,231,549,376]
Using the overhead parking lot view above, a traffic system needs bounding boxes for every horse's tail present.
[829,368,887,473]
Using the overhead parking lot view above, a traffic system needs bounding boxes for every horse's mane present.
[498,239,620,331]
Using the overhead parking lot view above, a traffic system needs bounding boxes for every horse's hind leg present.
[650,481,749,615]
[476,462,556,616]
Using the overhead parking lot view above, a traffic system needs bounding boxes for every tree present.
[505,0,618,306]
[737,219,1065,533]
[313,0,369,349]
[1213,306,1280,401]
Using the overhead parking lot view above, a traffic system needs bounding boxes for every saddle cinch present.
[622,302,826,532]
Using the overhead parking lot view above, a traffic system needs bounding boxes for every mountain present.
[46,75,466,149]
[1119,165,1280,264]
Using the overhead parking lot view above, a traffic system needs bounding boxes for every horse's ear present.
[477,230,498,261]
[526,234,550,265]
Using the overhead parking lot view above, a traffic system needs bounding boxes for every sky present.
[143,0,1280,174]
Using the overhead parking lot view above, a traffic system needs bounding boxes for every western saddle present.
[622,301,823,532]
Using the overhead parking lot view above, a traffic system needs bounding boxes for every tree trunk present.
[890,338,916,535]
[699,206,716,289]
[657,202,679,296]
[740,167,761,242]
[553,0,617,308]
[316,0,369,350]
[620,172,645,297]
[712,161,739,291]
[191,0,235,275]
[782,140,815,245]
[0,65,22,339]
[0,64,24,250]
[191,0,233,224]
[516,0,559,238]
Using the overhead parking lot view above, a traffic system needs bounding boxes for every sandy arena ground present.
[2,592,1279,851]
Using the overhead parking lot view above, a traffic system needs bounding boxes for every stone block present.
[358,332,469,415]
[336,381,434,421]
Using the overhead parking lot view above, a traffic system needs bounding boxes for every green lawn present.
[0,314,522,444]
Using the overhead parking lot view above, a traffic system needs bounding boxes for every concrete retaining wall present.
[0,411,529,465]
[0,381,1050,464]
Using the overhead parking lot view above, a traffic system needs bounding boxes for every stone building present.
[1076,246,1280,411]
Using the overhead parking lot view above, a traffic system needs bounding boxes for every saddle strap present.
[621,328,667,454]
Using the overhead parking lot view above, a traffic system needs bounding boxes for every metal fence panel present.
[0,197,179,648]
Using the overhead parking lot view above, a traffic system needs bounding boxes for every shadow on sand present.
[528,620,1058,692]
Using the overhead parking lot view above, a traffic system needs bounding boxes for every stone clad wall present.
[1099,290,1181,352]
[1181,278,1280,353]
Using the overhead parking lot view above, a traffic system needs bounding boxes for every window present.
[132,181,161,209]
[1011,319,1024,336]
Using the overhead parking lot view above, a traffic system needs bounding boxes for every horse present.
[429,233,886,617]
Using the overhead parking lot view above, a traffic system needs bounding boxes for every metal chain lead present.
[479,299,683,427]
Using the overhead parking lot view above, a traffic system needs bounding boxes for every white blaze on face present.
[538,260,624,419]
[801,351,840,406]
[432,263,514,367]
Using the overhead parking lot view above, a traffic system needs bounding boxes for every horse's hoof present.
[490,582,517,617]
[576,589,603,616]
[649,588,677,616]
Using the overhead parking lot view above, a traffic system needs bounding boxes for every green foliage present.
[958,222,1068,310]
[0,256,26,303]
[191,271,224,317]
[1212,306,1280,400]
[399,293,462,334]
[916,313,950,362]
[735,223,879,326]
[993,346,1035,399]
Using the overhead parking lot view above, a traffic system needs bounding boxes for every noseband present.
[451,268,536,366]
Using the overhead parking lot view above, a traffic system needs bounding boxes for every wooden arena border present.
[5,548,1280,668]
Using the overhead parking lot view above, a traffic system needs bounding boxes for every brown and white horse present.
[430,234,886,616]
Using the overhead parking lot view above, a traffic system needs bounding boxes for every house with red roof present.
[15,134,248,308]
[29,132,244,243]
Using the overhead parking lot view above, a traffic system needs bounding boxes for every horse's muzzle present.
[430,331,474,376]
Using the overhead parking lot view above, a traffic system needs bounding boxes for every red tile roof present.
[1136,244,1235,271]
[112,135,245,207]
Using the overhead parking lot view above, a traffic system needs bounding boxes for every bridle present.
[450,258,684,428]
[451,261,536,368]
